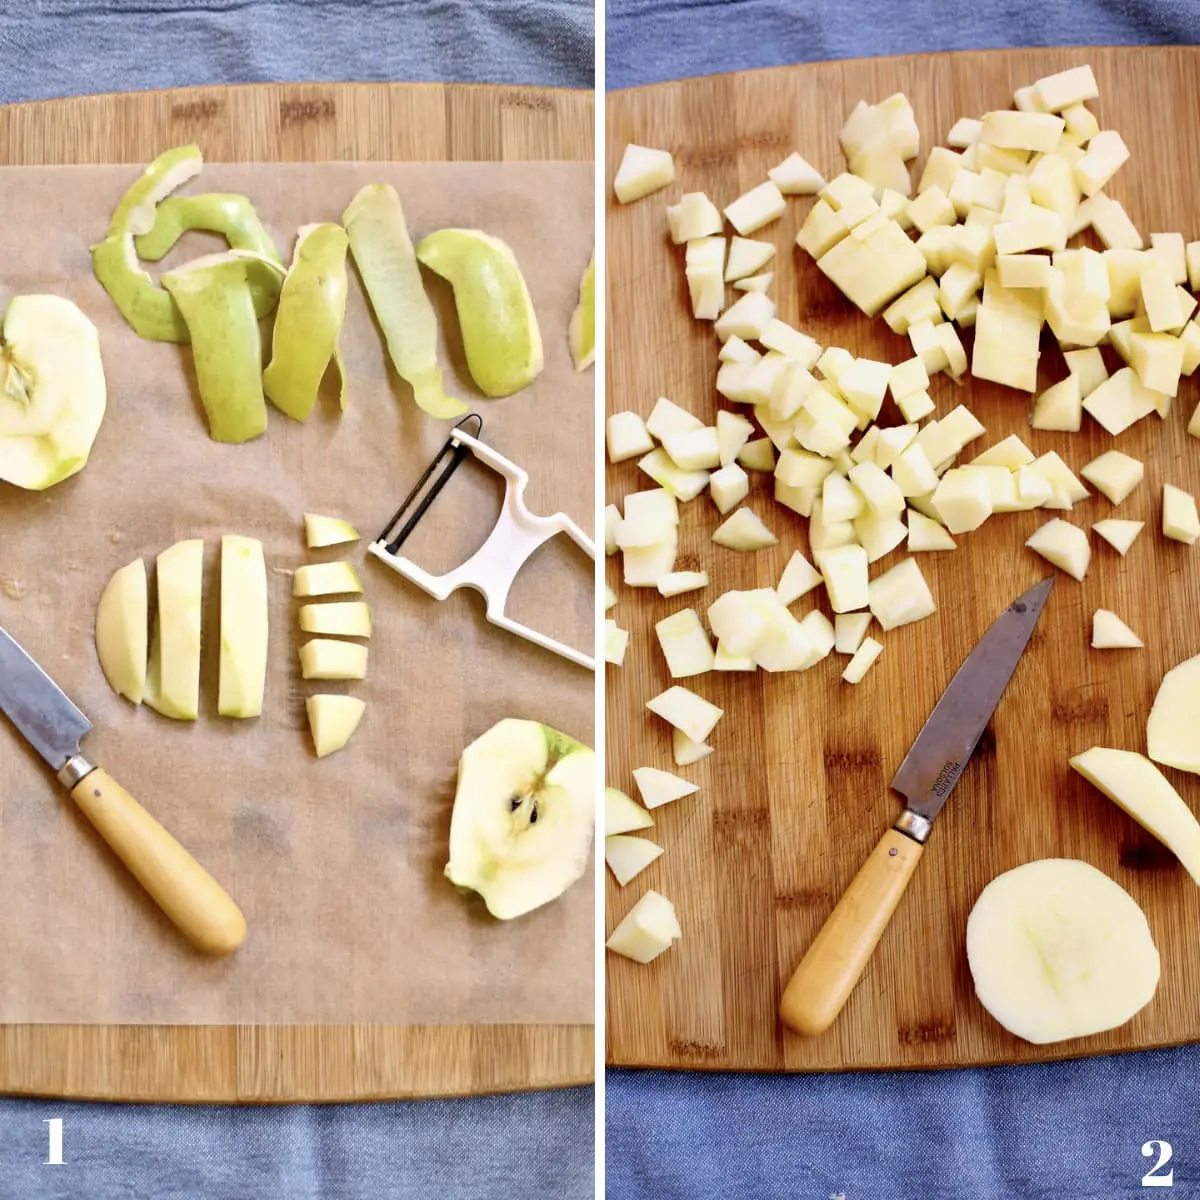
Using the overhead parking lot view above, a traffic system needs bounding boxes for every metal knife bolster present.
[58,754,97,790]
[893,810,933,844]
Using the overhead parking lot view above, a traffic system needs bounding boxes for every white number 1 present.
[1142,1140,1173,1187]
[43,1118,64,1166]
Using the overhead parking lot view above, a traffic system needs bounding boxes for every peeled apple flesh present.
[606,889,681,963]
[605,786,653,836]
[304,513,359,549]
[444,719,595,919]
[569,251,596,371]
[306,694,366,759]
[1148,654,1200,775]
[145,538,204,721]
[343,184,466,420]
[94,558,148,704]
[218,535,268,719]
[966,858,1160,1044]
[0,295,107,490]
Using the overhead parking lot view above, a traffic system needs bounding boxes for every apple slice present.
[1092,610,1142,649]
[614,145,675,202]
[657,571,709,597]
[605,835,665,887]
[95,558,148,705]
[777,551,822,604]
[842,637,884,684]
[1026,519,1090,580]
[568,251,595,372]
[606,786,653,836]
[605,619,629,665]
[299,601,372,638]
[1071,747,1200,883]
[293,561,363,598]
[632,766,698,810]
[645,685,724,743]
[218,535,268,718]
[304,513,360,549]
[1148,654,1200,775]
[712,508,777,550]
[299,638,368,681]
[1092,519,1143,555]
[145,538,203,721]
[967,858,1159,1044]
[654,609,714,677]
[606,890,681,963]
[673,728,713,766]
[1163,483,1200,544]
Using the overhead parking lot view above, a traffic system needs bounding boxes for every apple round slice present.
[0,295,107,491]
[967,859,1160,1045]
[445,718,594,920]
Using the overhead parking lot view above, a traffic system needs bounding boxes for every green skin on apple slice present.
[263,223,350,421]
[0,295,107,491]
[162,252,269,444]
[342,184,467,420]
[135,193,282,265]
[569,251,595,371]
[445,718,595,920]
[415,228,544,398]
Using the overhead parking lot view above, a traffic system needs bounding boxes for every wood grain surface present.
[0,80,595,1103]
[605,46,1200,1072]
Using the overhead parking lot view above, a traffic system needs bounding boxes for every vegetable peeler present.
[368,415,596,669]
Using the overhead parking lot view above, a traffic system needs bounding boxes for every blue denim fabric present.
[0,4,594,1198]
[606,4,1200,1199]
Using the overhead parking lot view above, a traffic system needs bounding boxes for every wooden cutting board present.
[0,81,594,1102]
[606,46,1200,1072]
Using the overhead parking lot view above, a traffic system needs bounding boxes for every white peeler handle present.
[370,429,596,670]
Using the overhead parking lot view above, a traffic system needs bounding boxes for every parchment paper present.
[0,162,595,1025]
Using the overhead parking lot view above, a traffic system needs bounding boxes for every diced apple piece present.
[1141,255,1184,333]
[657,571,709,597]
[707,589,779,656]
[668,193,722,243]
[769,152,825,194]
[714,642,756,671]
[645,396,702,441]
[655,609,714,678]
[907,509,956,552]
[725,181,786,236]
[1030,374,1082,432]
[712,507,777,550]
[1071,748,1200,882]
[822,472,865,522]
[847,461,905,519]
[145,538,204,722]
[672,728,713,767]
[716,411,755,466]
[1093,519,1143,555]
[306,694,366,758]
[777,551,822,605]
[1150,232,1187,283]
[646,684,724,743]
[1130,332,1184,398]
[932,468,993,534]
[714,292,776,342]
[1091,609,1143,649]
[605,619,629,665]
[606,890,681,964]
[1079,450,1143,506]
[832,612,870,655]
[969,435,1035,470]
[293,560,362,598]
[853,511,907,563]
[613,144,676,203]
[1074,130,1130,196]
[867,558,935,631]
[300,638,368,681]
[897,390,936,422]
[304,513,360,549]
[1163,483,1200,545]
[632,766,698,810]
[734,272,772,293]
[605,835,665,887]
[1083,367,1161,434]
[616,488,678,548]
[95,558,148,705]
[817,544,869,613]
[1033,65,1098,111]
[623,539,678,589]
[947,117,982,147]
[663,426,721,471]
[607,411,654,463]
[1148,654,1200,776]
[1063,347,1108,397]
[1026,518,1090,580]
[606,786,653,836]
[638,449,709,501]
[709,463,750,514]
[982,110,1065,153]
[724,237,775,281]
[842,636,884,684]
[299,600,372,637]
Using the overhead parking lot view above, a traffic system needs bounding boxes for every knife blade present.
[0,623,247,956]
[779,576,1054,1037]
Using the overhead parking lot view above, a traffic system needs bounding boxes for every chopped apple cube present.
[908,185,957,233]
[1141,255,1184,332]
[1074,130,1130,196]
[638,449,710,501]
[605,835,665,887]
[1163,483,1200,545]
[709,463,750,514]
[306,695,366,759]
[891,443,939,497]
[605,619,629,665]
[1150,232,1187,284]
[304,513,360,549]
[1092,609,1143,649]
[299,601,372,637]
[853,511,907,563]
[714,292,776,341]
[632,766,698,810]
[1030,451,1089,504]
[614,144,676,203]
[604,504,620,555]
[873,424,919,471]
[605,786,653,836]
[759,319,822,366]
[737,438,776,471]
[657,571,709,597]
[1064,347,1109,396]
[897,390,936,422]
[818,218,927,316]
[666,192,722,243]
[773,551,820,605]
[646,396,703,441]
[1026,518,1090,580]
[616,488,678,548]
[605,584,617,610]
[645,684,724,743]
[1129,331,1184,397]
[769,152,825,194]
[293,561,363,598]
[997,253,1054,289]
[1033,66,1098,111]
[713,507,776,550]
[848,461,906,518]
[867,558,936,631]
[822,472,865,522]
[734,271,773,293]
[969,434,1035,469]
[834,612,873,654]
[907,509,956,552]
[818,543,869,613]
[982,110,1065,153]
[1082,367,1160,435]
[725,181,786,235]
[607,411,655,463]
[655,609,715,677]
[672,728,713,767]
[725,237,775,281]
[299,638,368,680]
[1080,450,1143,505]
[622,539,677,587]
[932,468,993,533]
[993,206,1067,254]
[715,410,755,466]
[1062,102,1099,141]
[606,890,681,963]
[947,117,983,147]
[663,426,721,471]
[1092,519,1143,555]
[842,636,884,684]
[1030,375,1082,432]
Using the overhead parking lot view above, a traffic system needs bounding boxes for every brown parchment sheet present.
[0,161,595,1025]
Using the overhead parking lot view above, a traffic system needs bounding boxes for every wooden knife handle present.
[779,828,923,1037]
[70,768,247,957]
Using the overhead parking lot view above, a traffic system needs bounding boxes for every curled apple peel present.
[135,193,281,265]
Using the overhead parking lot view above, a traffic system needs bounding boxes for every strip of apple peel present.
[135,193,282,266]
[256,224,350,422]
[161,252,268,445]
[342,184,467,420]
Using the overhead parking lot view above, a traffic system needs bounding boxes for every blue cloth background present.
[607,3,1200,1199]
[0,3,592,1199]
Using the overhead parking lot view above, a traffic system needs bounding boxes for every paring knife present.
[0,624,247,956]
[779,576,1054,1037]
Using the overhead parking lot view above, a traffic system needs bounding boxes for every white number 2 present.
[1142,1140,1174,1187]
[43,1118,64,1166]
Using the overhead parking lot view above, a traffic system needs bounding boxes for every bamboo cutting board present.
[606,46,1200,1072]
[0,81,594,1102]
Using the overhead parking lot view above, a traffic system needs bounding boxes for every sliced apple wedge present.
[1091,609,1142,649]
[605,835,665,887]
[1070,747,1200,883]
[144,538,204,721]
[606,890,681,963]
[644,685,724,743]
[218,535,268,719]
[632,766,698,809]
[299,601,372,638]
[304,513,360,549]
[94,558,147,705]
[306,694,366,759]
[605,786,653,836]
[299,638,368,681]
[293,561,363,598]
